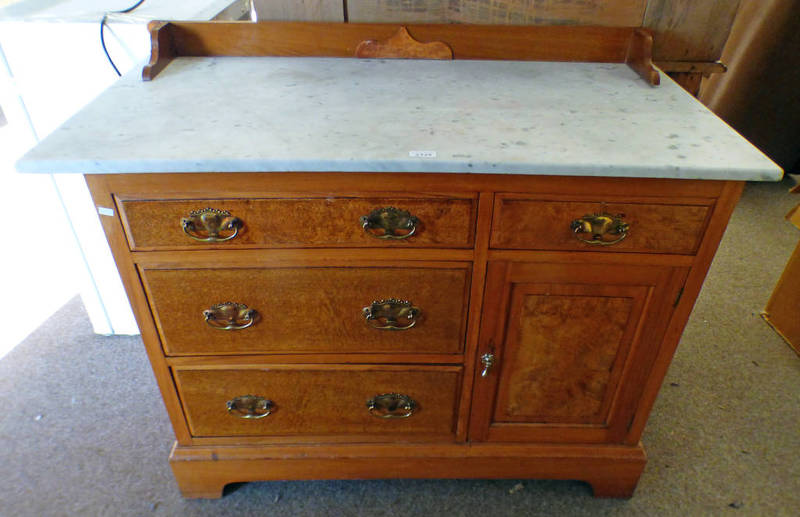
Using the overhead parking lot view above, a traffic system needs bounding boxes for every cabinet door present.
[469,261,687,444]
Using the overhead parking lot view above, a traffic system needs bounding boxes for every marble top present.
[17,56,782,181]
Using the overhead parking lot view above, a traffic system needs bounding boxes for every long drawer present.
[490,195,713,254]
[174,365,462,439]
[140,264,471,356]
[117,195,477,250]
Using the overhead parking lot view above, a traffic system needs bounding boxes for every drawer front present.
[118,195,476,250]
[174,366,461,438]
[490,196,712,254]
[141,265,470,356]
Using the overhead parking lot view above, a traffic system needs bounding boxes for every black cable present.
[101,0,147,76]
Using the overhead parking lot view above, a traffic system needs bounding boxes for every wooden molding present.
[141,21,660,85]
[142,21,174,82]
[625,29,660,86]
[355,26,453,59]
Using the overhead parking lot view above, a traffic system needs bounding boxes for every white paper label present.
[97,206,115,217]
[409,150,437,158]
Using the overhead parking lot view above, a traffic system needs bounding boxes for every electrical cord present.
[100,0,147,76]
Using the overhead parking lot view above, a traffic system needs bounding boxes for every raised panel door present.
[469,260,687,444]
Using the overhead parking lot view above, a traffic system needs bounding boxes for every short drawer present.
[490,195,712,254]
[117,195,476,250]
[174,365,461,439]
[140,264,470,356]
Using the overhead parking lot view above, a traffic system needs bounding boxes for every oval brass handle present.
[360,207,418,240]
[181,207,243,242]
[367,393,417,418]
[203,302,257,330]
[226,395,274,419]
[362,299,420,330]
[570,212,629,246]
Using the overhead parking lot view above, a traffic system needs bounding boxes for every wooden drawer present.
[140,264,470,356]
[174,365,461,439]
[490,195,713,254]
[117,195,477,250]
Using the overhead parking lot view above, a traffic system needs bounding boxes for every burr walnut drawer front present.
[140,264,471,356]
[117,195,477,250]
[490,195,713,254]
[173,365,462,439]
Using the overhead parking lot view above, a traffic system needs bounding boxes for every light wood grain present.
[100,172,727,199]
[140,263,470,355]
[118,195,476,250]
[174,365,461,438]
[490,195,711,254]
[495,285,643,423]
[169,441,647,498]
[471,261,686,444]
[83,175,194,444]
[355,25,453,59]
[142,22,652,81]
[87,168,741,497]
[142,21,173,81]
[624,180,744,443]
[133,248,475,266]
[626,28,660,86]
[455,191,495,440]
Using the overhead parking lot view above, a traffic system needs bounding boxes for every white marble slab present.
[17,56,782,181]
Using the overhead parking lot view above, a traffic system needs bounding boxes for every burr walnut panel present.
[140,264,470,356]
[494,286,645,425]
[470,260,688,444]
[174,365,462,439]
[118,195,477,250]
[490,195,712,254]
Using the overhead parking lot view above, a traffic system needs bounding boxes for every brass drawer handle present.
[570,212,629,246]
[362,299,420,330]
[360,207,418,240]
[227,395,274,419]
[367,393,417,418]
[203,302,257,330]
[181,207,243,242]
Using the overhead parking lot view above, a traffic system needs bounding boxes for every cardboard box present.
[763,184,800,356]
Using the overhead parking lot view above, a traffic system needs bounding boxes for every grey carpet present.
[2,178,799,517]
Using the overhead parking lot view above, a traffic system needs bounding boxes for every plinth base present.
[168,441,647,499]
